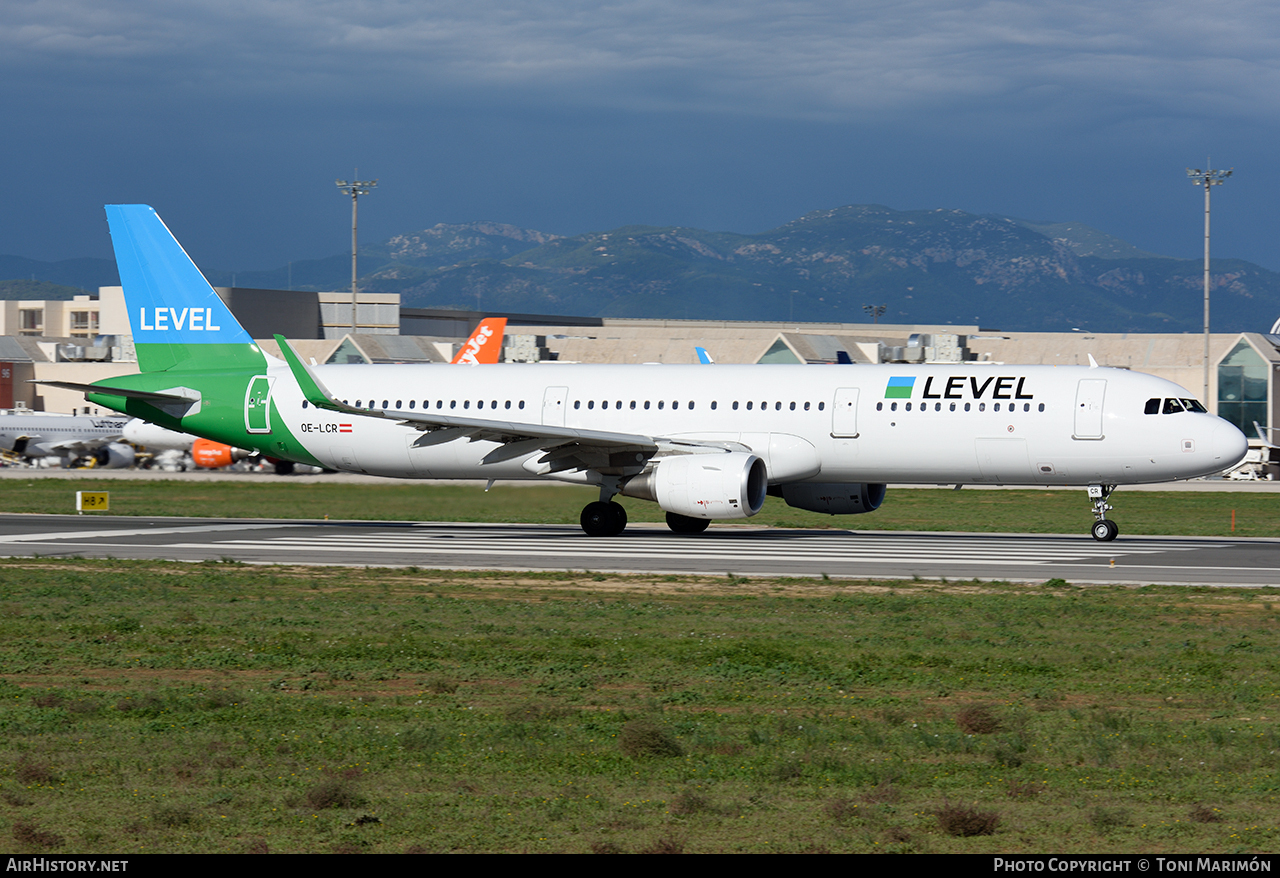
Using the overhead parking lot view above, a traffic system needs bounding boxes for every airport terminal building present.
[3,286,1277,457]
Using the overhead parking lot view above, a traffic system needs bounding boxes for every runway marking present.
[185,531,1211,566]
[0,523,282,544]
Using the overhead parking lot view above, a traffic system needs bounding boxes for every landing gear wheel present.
[1091,519,1119,542]
[581,501,627,537]
[665,512,711,534]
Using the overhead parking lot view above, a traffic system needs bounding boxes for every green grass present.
[0,559,1277,853]
[2,478,1276,537]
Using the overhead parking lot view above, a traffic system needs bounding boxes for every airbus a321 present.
[46,205,1249,541]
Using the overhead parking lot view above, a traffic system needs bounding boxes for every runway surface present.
[2,514,1278,585]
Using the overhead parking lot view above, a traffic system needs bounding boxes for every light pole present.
[1186,164,1231,405]
[336,173,377,333]
[863,304,887,324]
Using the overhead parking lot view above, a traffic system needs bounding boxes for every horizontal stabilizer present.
[31,380,195,403]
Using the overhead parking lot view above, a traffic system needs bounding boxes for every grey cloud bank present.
[1,1,1276,287]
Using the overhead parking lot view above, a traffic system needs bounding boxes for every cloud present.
[5,0,1280,122]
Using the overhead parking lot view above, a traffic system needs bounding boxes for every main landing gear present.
[577,480,713,536]
[580,500,628,537]
[1088,484,1119,542]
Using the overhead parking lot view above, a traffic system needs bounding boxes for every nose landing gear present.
[1088,484,1118,541]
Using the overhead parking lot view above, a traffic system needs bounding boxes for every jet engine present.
[774,482,886,515]
[92,443,136,469]
[623,452,768,520]
[192,438,251,469]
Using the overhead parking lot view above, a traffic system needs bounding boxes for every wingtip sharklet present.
[274,334,347,412]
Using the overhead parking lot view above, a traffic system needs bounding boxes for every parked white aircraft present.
[0,411,133,467]
[53,205,1250,540]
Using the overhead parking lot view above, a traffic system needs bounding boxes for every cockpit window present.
[1181,398,1207,413]
[1144,398,1160,415]
[1162,398,1184,414]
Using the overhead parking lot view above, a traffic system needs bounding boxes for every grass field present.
[0,559,1277,853]
[1,477,1277,537]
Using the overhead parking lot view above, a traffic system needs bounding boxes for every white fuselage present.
[264,361,1247,487]
[0,413,130,459]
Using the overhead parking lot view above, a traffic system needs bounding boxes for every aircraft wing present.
[26,436,122,459]
[276,336,735,475]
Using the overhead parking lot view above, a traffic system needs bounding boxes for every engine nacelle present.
[623,452,768,520]
[776,482,886,515]
[192,438,251,469]
[93,443,136,469]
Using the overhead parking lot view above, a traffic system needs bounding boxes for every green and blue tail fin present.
[106,204,263,373]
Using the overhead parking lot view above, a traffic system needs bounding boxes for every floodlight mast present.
[1186,164,1231,405]
[336,174,378,332]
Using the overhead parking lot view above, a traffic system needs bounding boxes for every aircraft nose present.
[1212,418,1249,468]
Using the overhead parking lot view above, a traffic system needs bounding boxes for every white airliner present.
[53,206,1250,540]
[0,411,133,467]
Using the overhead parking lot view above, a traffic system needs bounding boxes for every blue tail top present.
[106,205,256,372]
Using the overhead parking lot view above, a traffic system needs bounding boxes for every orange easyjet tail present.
[451,317,507,364]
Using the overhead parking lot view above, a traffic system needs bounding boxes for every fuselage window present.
[733,401,739,410]
[1038,403,1044,412]
[464,400,470,409]
[876,402,883,411]
[905,402,912,411]
[746,401,753,410]
[658,401,664,410]
[890,402,897,411]
[789,402,796,411]
[408,400,414,409]
[689,401,695,410]
[672,401,679,410]
[965,403,971,412]
[818,402,824,411]
[804,401,810,411]
[395,400,402,409]
[949,402,955,411]
[775,401,782,411]
[302,400,308,409]
[616,400,622,409]
[710,401,717,410]
[505,400,511,409]
[631,401,637,410]
[519,401,525,410]
[1023,403,1030,412]
[588,400,595,410]
[994,403,1001,412]
[450,400,457,409]
[574,400,581,409]
[979,402,986,412]
[644,401,651,410]
[935,403,941,411]
[355,400,362,408]
[492,400,498,409]
[382,400,389,409]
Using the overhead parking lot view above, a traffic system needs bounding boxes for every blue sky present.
[3,0,1278,273]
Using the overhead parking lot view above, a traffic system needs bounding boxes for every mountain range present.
[4,205,1278,333]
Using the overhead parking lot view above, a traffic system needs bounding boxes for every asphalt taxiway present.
[2,514,1277,586]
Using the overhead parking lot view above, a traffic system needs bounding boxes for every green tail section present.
[82,206,323,467]
[106,204,265,374]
